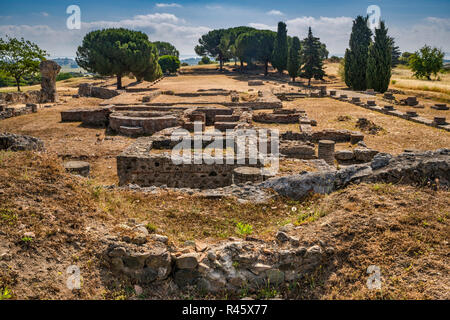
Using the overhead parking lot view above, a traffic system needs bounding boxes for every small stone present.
[23,232,35,238]
[251,263,271,274]
[176,253,199,269]
[151,234,168,244]
[275,231,290,243]
[134,285,143,296]
[195,241,208,252]
[0,252,12,261]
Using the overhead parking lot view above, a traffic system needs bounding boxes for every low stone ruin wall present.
[109,111,179,135]
[262,149,450,200]
[279,141,316,159]
[253,112,301,124]
[78,83,120,99]
[61,107,112,126]
[0,132,44,151]
[104,231,329,294]
[0,91,41,105]
[0,104,38,120]
[117,135,270,189]
[281,129,364,144]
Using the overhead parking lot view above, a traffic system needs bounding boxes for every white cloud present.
[156,3,182,8]
[267,10,283,16]
[41,12,49,17]
[0,13,210,57]
[248,23,276,31]
[389,17,450,54]
[250,16,353,54]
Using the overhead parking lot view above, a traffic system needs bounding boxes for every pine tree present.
[345,16,372,90]
[287,36,301,82]
[366,21,392,93]
[272,22,288,75]
[299,27,325,86]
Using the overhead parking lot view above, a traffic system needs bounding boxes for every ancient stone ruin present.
[39,60,61,103]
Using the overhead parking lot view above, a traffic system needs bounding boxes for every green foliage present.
[287,36,301,81]
[0,36,47,91]
[338,58,346,82]
[399,51,413,65]
[145,222,157,233]
[158,55,180,73]
[0,287,12,300]
[153,41,179,57]
[235,222,253,236]
[272,22,288,74]
[299,27,325,86]
[366,21,392,93]
[198,56,213,65]
[195,29,232,71]
[388,36,401,67]
[345,16,372,90]
[55,72,83,82]
[408,45,444,80]
[329,56,343,63]
[76,28,161,89]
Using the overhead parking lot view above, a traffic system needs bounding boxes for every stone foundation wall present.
[281,129,364,144]
[0,91,41,105]
[117,137,264,189]
[78,84,120,99]
[110,112,179,135]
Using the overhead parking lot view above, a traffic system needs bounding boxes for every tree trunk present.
[308,78,311,87]
[117,75,122,90]
[292,76,295,82]
[264,61,269,77]
[15,78,21,92]
[240,60,244,73]
[219,59,223,71]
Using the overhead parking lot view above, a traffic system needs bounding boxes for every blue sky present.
[1,0,449,58]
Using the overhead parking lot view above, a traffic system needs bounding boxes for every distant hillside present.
[181,57,201,66]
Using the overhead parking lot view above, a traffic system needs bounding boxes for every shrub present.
[235,222,253,236]
[158,55,181,74]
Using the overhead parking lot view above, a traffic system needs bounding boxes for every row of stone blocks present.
[0,103,38,120]
[328,92,450,132]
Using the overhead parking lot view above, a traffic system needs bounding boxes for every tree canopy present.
[0,36,47,91]
[345,16,373,90]
[159,55,180,74]
[287,36,301,82]
[272,22,288,74]
[153,41,179,57]
[299,27,325,86]
[76,28,161,89]
[195,29,232,71]
[366,21,392,93]
[408,45,444,80]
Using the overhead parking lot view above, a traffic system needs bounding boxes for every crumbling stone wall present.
[40,60,61,103]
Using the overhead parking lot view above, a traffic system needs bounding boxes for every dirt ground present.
[0,64,449,300]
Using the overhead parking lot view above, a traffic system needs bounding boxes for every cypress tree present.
[345,16,372,90]
[366,21,391,93]
[272,22,288,75]
[299,27,325,86]
[287,36,301,82]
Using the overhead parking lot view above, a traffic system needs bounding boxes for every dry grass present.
[285,183,450,300]
[1,151,448,299]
